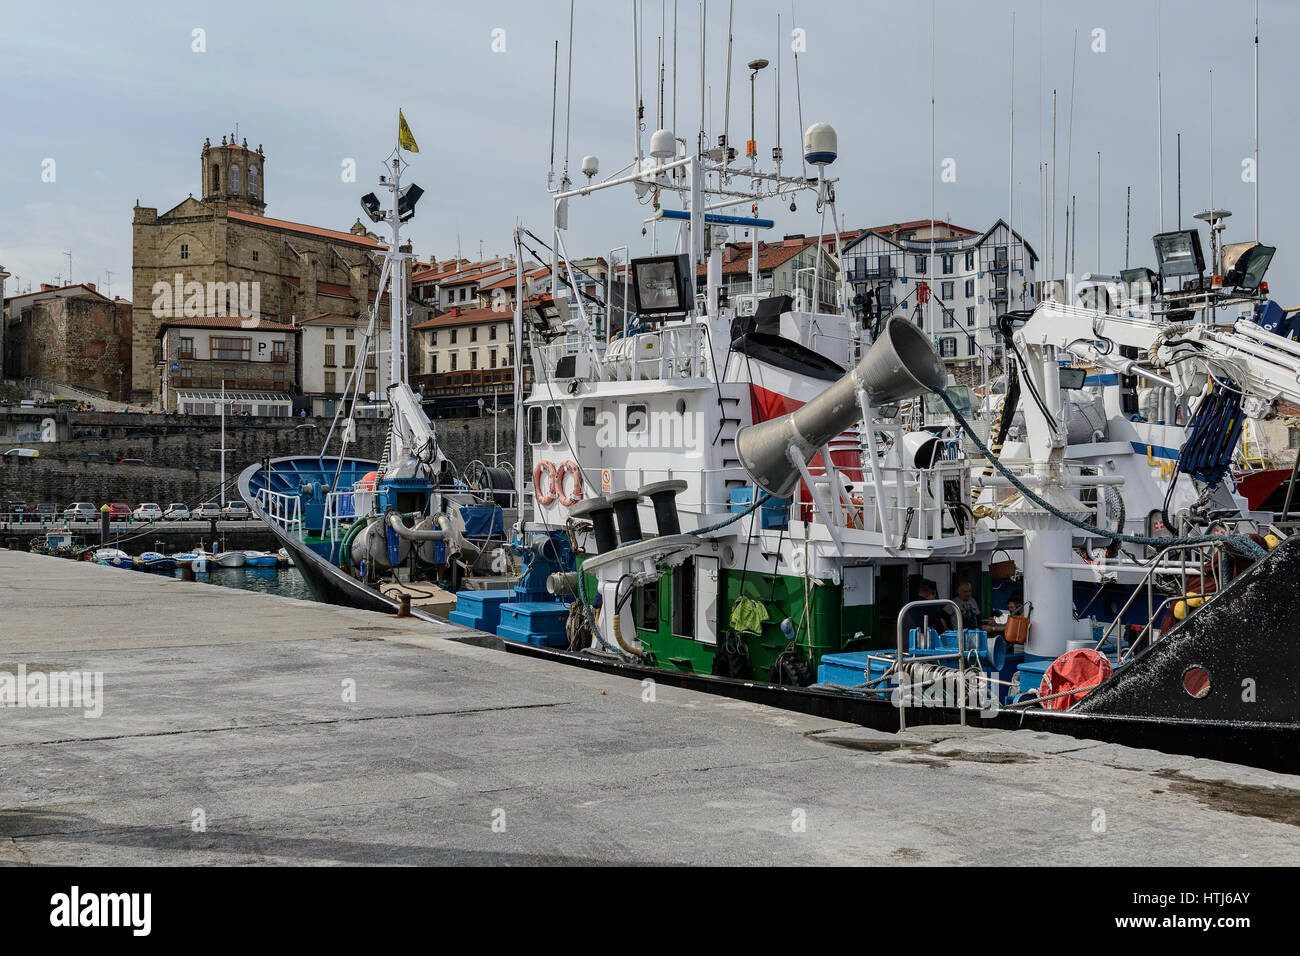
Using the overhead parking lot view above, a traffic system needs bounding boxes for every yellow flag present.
[398,110,419,153]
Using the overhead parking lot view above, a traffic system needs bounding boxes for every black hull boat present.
[243,447,1300,775]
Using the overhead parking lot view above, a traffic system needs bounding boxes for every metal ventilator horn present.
[736,318,947,497]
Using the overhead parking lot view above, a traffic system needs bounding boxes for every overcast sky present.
[2,1,1295,303]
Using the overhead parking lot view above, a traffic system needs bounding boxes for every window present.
[470,327,478,342]
[272,340,286,362]
[877,287,892,308]
[430,355,438,373]
[528,406,543,444]
[272,368,285,387]
[324,344,336,367]
[365,372,376,395]
[914,255,926,274]
[251,250,259,262]
[942,309,955,328]
[489,350,497,369]
[942,254,954,274]
[223,368,237,382]
[180,244,189,260]
[346,328,354,340]
[344,344,355,366]
[470,350,478,370]
[249,165,259,196]
[626,404,647,434]
[450,352,458,371]
[459,288,467,301]
[178,336,194,359]
[941,281,954,300]
[324,371,336,392]
[965,278,975,297]
[211,165,220,193]
[964,250,975,270]
[546,405,562,443]
[325,327,334,339]
[939,337,957,358]
[429,330,437,345]
[210,336,251,361]
[178,365,192,382]
[450,329,458,344]
[1290,428,1300,449]
[995,246,1009,268]
[231,165,240,192]
[966,307,976,327]
[365,350,376,369]
[490,325,498,340]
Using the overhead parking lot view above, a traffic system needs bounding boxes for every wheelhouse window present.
[545,405,562,443]
[528,406,543,444]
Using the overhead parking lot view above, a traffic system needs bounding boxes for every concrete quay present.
[0,550,1297,866]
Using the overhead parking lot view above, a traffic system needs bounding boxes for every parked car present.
[223,501,251,520]
[164,503,191,520]
[64,502,98,520]
[3,448,39,458]
[107,503,131,520]
[6,502,30,520]
[37,503,57,520]
[118,458,148,466]
[133,502,164,522]
[195,502,223,520]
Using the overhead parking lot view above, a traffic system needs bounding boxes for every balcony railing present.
[411,368,526,397]
[271,352,289,363]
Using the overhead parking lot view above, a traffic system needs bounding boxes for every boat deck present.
[0,550,1297,865]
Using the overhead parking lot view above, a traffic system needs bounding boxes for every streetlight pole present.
[0,267,9,380]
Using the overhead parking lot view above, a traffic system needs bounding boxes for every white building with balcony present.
[841,219,1038,365]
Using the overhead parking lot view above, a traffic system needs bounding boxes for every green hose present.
[930,386,1266,560]
[338,515,370,569]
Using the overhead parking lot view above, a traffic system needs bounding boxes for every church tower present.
[200,134,267,215]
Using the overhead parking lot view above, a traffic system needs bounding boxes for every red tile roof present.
[227,210,386,249]
[316,281,353,298]
[694,237,821,276]
[412,295,551,331]
[156,316,300,337]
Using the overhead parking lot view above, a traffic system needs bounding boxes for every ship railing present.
[1094,539,1236,661]
[600,324,708,382]
[793,455,975,552]
[322,490,360,545]
[894,599,967,730]
[256,488,303,540]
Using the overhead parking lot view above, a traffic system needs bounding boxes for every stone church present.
[130,135,417,407]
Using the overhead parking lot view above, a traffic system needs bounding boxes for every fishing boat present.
[241,38,1300,774]
[243,551,279,568]
[92,547,132,568]
[211,551,246,569]
[171,548,210,573]
[135,552,177,573]
[31,527,80,559]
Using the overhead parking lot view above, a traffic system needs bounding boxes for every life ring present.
[532,460,558,506]
[556,460,585,507]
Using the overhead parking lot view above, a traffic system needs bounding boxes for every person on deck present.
[953,578,981,628]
